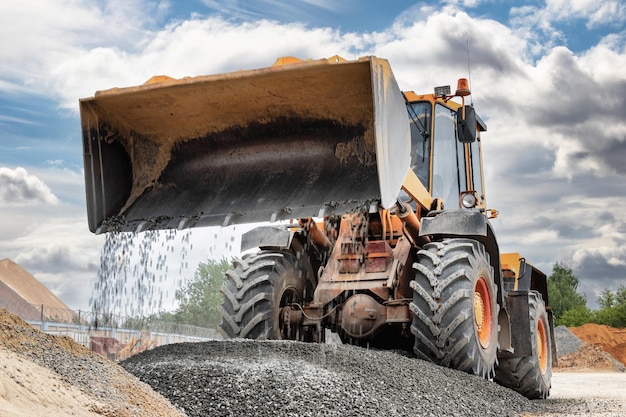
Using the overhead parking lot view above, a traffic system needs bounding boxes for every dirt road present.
[541,372,626,416]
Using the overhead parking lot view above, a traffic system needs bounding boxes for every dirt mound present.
[557,343,625,372]
[0,308,185,417]
[0,258,75,322]
[569,323,626,366]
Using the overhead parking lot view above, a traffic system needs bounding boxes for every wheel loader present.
[80,55,557,399]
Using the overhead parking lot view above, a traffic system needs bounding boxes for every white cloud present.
[300,0,350,13]
[45,160,65,167]
[572,245,626,278]
[51,17,359,109]
[0,0,158,93]
[0,166,59,206]
[14,233,99,274]
[545,0,626,29]
[442,0,486,8]
[199,0,353,21]
[510,0,626,54]
[0,114,40,126]
[521,229,560,245]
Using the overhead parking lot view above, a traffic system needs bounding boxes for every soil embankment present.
[555,324,626,372]
[0,308,184,417]
[569,323,626,366]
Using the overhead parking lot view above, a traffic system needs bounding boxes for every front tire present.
[410,238,498,379]
[495,291,552,399]
[218,251,312,340]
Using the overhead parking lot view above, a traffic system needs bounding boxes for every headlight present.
[461,193,478,209]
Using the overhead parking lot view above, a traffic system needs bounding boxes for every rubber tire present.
[495,291,552,399]
[218,251,310,340]
[410,238,498,379]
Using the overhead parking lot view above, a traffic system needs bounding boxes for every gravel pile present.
[121,339,568,417]
[554,325,583,357]
[0,309,184,417]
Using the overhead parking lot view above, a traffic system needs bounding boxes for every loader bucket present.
[80,56,410,233]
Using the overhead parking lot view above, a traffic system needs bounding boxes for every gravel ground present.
[548,373,626,417]
[121,339,577,417]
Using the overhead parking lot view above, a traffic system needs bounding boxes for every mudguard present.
[240,225,294,253]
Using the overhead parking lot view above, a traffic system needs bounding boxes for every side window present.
[407,102,431,189]
[470,137,483,198]
[432,104,461,209]
[457,134,468,194]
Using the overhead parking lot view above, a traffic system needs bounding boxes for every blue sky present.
[1,0,626,312]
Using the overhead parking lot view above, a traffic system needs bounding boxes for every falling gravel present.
[121,339,568,417]
[92,229,194,319]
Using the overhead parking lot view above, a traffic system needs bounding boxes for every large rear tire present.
[495,291,552,399]
[218,251,313,340]
[410,238,498,379]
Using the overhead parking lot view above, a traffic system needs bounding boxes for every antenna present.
[466,40,473,106]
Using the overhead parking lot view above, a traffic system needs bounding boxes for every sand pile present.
[0,308,185,417]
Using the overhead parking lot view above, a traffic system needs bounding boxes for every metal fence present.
[1,297,221,361]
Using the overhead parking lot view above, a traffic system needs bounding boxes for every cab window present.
[407,101,431,190]
[432,103,463,208]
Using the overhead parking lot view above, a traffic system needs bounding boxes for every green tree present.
[559,306,592,327]
[173,258,230,328]
[154,310,176,323]
[597,289,616,310]
[616,286,626,305]
[547,263,587,325]
[593,285,626,328]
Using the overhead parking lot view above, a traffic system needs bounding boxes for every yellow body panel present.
[500,253,523,290]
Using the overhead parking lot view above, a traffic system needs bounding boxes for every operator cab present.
[404,82,487,212]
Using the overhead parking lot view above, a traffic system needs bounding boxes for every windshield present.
[407,101,431,189]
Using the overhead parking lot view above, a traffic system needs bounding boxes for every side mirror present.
[457,105,477,143]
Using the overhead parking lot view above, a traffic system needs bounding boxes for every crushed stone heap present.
[122,339,564,417]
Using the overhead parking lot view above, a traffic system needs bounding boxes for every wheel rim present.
[278,285,301,339]
[537,317,548,374]
[473,276,493,349]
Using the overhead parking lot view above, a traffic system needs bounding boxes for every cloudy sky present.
[1,0,625,312]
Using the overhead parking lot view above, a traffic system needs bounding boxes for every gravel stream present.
[121,339,578,417]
